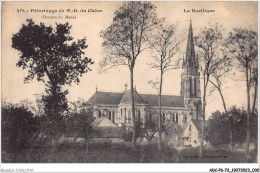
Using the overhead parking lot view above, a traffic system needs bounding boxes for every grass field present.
[1,142,257,163]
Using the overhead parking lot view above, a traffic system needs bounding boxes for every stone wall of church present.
[92,104,193,128]
[93,105,118,123]
[117,104,147,126]
[147,107,191,127]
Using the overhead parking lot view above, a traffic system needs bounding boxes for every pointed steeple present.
[186,20,196,66]
[181,21,202,120]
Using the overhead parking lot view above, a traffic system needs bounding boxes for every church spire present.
[181,21,202,120]
[186,20,196,66]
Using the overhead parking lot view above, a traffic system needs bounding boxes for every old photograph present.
[1,0,258,168]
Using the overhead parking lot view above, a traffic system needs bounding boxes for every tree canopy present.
[2,105,37,153]
[223,28,258,161]
[12,19,94,86]
[99,1,161,71]
[12,19,94,118]
[149,24,180,74]
[206,107,258,146]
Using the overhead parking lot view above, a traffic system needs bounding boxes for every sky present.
[1,1,258,117]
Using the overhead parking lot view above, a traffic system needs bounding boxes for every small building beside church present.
[91,116,126,143]
[87,21,203,147]
[182,119,209,147]
[164,122,186,147]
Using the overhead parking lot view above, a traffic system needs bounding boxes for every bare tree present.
[148,24,180,152]
[141,120,158,142]
[223,28,258,161]
[194,23,224,158]
[100,1,160,149]
[208,53,233,151]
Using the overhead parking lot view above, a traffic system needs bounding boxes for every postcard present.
[1,1,259,172]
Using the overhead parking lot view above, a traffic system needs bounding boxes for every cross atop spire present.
[186,20,196,66]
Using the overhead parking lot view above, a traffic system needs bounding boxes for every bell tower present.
[181,21,202,120]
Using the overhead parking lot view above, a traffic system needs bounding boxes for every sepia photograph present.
[1,0,259,172]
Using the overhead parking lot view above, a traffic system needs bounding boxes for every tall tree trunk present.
[130,68,136,149]
[218,90,233,152]
[217,88,227,113]
[158,68,163,152]
[50,84,59,144]
[199,75,206,159]
[246,67,251,162]
[251,80,258,158]
[209,79,233,152]
[217,86,233,152]
[252,82,257,114]
[229,115,233,152]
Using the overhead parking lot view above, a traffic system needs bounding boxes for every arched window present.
[98,111,102,118]
[162,113,165,124]
[194,78,197,96]
[190,78,193,96]
[183,82,186,95]
[196,103,199,120]
[108,111,111,120]
[120,108,123,123]
[176,113,179,123]
[128,110,131,120]
[181,81,184,94]
[112,111,115,123]
[183,114,187,123]
[138,110,141,122]
[124,108,126,122]
[149,112,152,121]
[172,113,175,122]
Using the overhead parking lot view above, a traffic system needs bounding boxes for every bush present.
[2,106,37,152]
[206,107,258,147]
[123,131,133,142]
[65,109,94,140]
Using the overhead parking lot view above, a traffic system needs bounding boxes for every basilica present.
[87,21,202,143]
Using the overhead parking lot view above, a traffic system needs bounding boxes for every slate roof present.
[140,94,185,107]
[93,117,116,127]
[92,118,102,126]
[120,90,146,104]
[87,91,185,107]
[165,123,183,137]
[87,91,124,105]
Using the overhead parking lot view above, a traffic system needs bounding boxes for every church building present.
[86,21,202,134]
